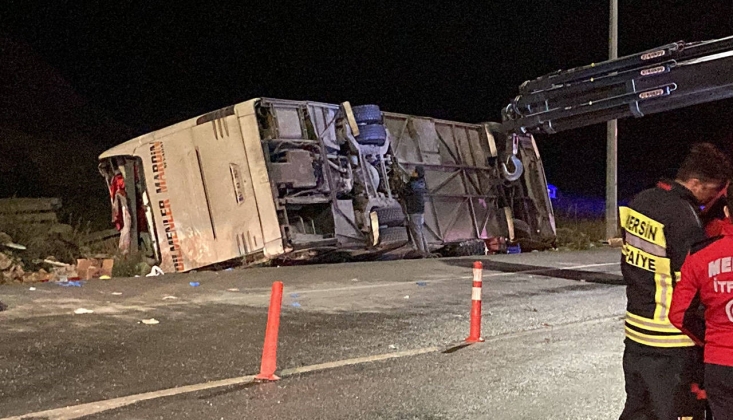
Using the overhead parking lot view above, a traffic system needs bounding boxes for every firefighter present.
[619,143,732,420]
[670,182,733,420]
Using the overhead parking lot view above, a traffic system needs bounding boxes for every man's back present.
[621,181,706,349]
[403,178,426,215]
[618,142,731,420]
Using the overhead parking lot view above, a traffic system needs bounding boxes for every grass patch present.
[554,217,607,250]
[111,251,152,277]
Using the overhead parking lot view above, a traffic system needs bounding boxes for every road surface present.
[0,248,627,419]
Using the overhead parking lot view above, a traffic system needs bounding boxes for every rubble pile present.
[0,231,117,284]
[0,198,120,284]
[0,232,52,284]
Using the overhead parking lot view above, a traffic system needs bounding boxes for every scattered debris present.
[0,232,24,255]
[351,278,359,282]
[0,251,12,271]
[416,281,427,287]
[57,280,84,287]
[0,198,124,284]
[100,275,111,280]
[388,344,398,350]
[74,308,94,314]
[189,282,200,287]
[0,233,33,284]
[111,292,123,296]
[403,295,410,299]
[76,258,114,280]
[291,302,301,308]
[29,287,36,291]
[606,237,624,248]
[146,266,164,277]
[290,293,300,298]
[542,323,552,327]
[42,258,69,268]
[46,260,77,282]
[162,296,178,300]
[227,288,240,292]
[140,318,159,325]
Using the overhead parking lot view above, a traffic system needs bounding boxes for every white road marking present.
[2,314,621,420]
[0,375,258,420]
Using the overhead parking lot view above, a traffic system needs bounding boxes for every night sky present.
[1,1,733,203]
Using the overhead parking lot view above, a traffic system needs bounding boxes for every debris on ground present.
[56,280,85,287]
[189,282,200,287]
[227,288,240,292]
[111,292,122,296]
[73,308,94,314]
[29,287,36,291]
[0,233,79,284]
[606,237,624,248]
[0,231,25,250]
[146,266,164,277]
[76,258,114,280]
[416,281,427,287]
[162,296,177,300]
[140,318,159,325]
[0,198,124,284]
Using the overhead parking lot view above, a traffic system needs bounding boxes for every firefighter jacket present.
[621,181,707,349]
[671,221,733,367]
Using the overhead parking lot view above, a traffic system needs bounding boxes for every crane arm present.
[501,36,733,135]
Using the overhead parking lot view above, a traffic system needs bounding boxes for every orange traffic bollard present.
[465,261,485,343]
[255,281,284,381]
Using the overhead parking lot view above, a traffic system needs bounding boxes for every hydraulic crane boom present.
[501,36,733,135]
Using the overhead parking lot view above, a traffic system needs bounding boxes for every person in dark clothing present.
[402,165,429,255]
[618,143,732,420]
[671,182,733,420]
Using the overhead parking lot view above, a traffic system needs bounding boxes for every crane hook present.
[502,154,524,182]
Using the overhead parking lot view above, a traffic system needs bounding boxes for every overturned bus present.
[98,98,555,272]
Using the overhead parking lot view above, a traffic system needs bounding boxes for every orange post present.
[466,261,485,343]
[255,281,284,381]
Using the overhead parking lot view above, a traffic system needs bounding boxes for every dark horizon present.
[1,1,733,202]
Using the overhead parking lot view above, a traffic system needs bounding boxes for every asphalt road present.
[0,248,626,419]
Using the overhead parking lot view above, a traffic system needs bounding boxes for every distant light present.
[547,184,558,199]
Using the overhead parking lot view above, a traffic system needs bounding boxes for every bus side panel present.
[235,103,284,258]
[143,130,218,272]
[191,112,266,261]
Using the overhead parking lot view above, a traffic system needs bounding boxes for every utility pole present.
[606,0,619,239]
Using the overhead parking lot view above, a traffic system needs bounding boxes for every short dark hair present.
[676,142,732,185]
